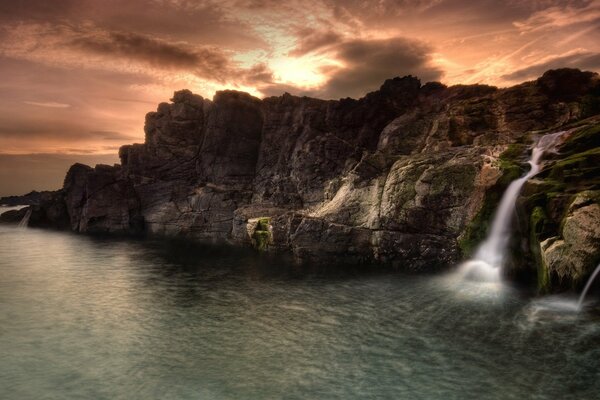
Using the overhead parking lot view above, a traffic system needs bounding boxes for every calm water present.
[1,216,599,399]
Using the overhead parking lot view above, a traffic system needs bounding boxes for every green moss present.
[256,217,270,231]
[560,122,600,155]
[530,206,546,231]
[547,147,600,192]
[252,217,272,252]
[253,230,270,251]
[500,143,528,162]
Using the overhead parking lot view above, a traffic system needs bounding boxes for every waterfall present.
[18,208,32,228]
[577,263,600,311]
[459,131,566,282]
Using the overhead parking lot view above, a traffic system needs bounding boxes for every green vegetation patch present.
[252,217,272,252]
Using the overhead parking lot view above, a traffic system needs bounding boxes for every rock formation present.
[0,190,52,206]
[2,68,600,292]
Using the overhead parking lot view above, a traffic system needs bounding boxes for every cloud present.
[241,63,276,84]
[288,29,343,56]
[501,50,600,82]
[513,1,600,33]
[0,0,599,195]
[23,101,71,108]
[70,31,234,81]
[0,0,263,49]
[237,35,443,98]
[315,37,444,98]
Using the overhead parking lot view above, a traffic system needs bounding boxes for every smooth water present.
[1,221,599,399]
[461,132,566,281]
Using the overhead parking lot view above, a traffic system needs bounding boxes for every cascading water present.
[459,131,566,282]
[18,208,32,228]
[577,263,600,311]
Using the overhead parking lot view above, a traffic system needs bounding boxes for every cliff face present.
[5,68,600,291]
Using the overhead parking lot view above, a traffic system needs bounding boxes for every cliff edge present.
[3,68,600,292]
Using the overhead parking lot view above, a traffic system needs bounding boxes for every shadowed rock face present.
[0,191,53,206]
[4,68,600,290]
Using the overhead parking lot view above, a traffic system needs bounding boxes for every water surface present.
[0,218,599,399]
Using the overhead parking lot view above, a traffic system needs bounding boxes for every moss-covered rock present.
[252,217,272,251]
[458,144,527,256]
[518,120,600,291]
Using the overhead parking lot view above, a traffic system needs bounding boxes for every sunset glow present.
[0,0,598,166]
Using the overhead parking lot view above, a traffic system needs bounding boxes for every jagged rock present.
[62,163,142,233]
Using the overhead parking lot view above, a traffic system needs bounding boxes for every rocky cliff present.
[3,68,600,292]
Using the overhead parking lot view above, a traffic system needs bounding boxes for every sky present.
[0,0,599,195]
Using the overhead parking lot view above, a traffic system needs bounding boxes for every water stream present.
[577,263,600,311]
[459,132,566,282]
[17,208,31,228]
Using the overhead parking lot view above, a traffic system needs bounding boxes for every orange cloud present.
[0,0,598,159]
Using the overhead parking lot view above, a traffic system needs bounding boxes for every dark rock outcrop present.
[0,190,70,229]
[0,190,53,206]
[2,68,600,292]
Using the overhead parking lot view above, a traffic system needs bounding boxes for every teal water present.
[0,218,599,399]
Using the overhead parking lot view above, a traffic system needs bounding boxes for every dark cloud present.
[71,31,233,81]
[288,29,343,56]
[238,35,443,99]
[501,51,600,82]
[317,37,444,99]
[242,36,443,99]
[242,63,276,84]
[0,0,264,49]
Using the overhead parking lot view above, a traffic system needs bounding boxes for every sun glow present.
[270,57,327,87]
